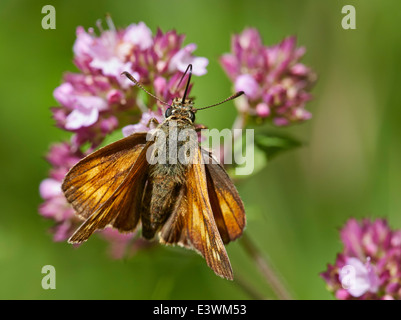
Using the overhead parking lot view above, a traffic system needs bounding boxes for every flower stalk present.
[240,234,293,300]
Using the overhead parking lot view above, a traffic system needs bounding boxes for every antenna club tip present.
[121,71,139,84]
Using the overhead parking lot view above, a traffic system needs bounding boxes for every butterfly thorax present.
[148,98,197,182]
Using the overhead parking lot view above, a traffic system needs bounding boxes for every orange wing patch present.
[68,141,151,244]
[203,149,246,244]
[185,148,233,280]
[62,133,147,220]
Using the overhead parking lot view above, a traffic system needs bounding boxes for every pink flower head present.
[52,19,208,149]
[321,218,401,300]
[220,28,316,126]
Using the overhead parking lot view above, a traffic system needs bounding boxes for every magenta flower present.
[220,28,316,125]
[39,142,85,241]
[321,218,401,300]
[52,18,208,149]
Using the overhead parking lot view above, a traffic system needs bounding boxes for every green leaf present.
[254,130,303,160]
[227,130,303,180]
[227,139,268,179]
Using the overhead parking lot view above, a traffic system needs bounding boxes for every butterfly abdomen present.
[141,169,183,239]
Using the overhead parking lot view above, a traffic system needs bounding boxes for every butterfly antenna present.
[173,64,192,95]
[121,71,172,108]
[193,91,245,112]
[181,64,192,103]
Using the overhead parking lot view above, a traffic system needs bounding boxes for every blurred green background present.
[0,0,400,299]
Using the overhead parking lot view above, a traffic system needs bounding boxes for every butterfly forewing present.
[68,141,152,243]
[62,133,147,220]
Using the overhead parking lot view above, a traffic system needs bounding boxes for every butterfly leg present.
[195,124,207,132]
[146,117,160,129]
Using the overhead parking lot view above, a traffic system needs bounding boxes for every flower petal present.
[39,178,62,199]
[65,107,99,130]
[234,74,259,100]
[123,22,153,50]
[169,43,209,76]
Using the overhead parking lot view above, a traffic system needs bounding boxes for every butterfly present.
[62,64,246,280]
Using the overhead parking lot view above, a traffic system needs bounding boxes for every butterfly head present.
[165,97,196,123]
[122,63,243,125]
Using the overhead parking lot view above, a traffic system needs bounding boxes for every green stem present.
[240,234,293,300]
[228,110,292,300]
[234,273,270,300]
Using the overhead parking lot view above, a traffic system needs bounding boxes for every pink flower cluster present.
[321,218,401,300]
[40,19,208,257]
[220,28,316,126]
[53,18,208,148]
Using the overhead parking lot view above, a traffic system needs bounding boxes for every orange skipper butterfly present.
[62,65,246,280]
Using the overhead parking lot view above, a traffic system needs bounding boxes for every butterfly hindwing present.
[158,185,189,247]
[159,148,243,279]
[203,149,246,244]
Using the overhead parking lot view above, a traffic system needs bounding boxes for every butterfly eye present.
[189,111,195,123]
[165,107,173,118]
